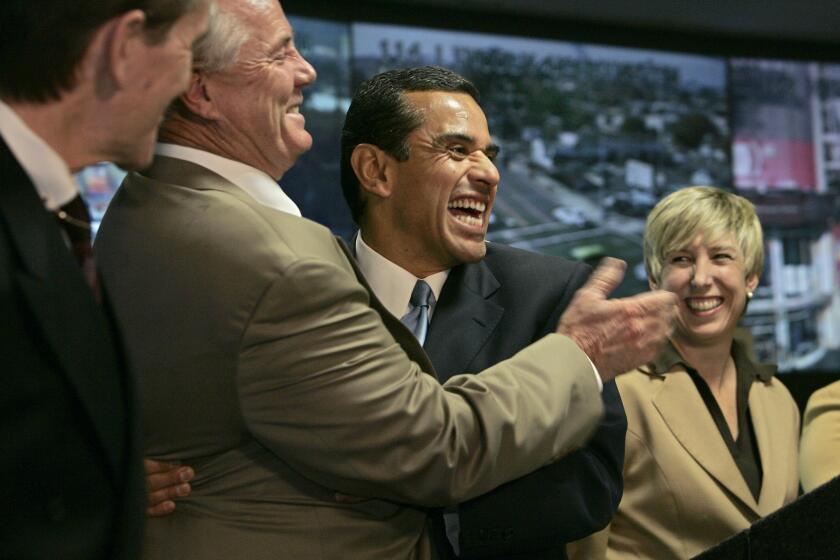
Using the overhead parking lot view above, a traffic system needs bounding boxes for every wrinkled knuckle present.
[624,319,644,341]
[625,306,642,319]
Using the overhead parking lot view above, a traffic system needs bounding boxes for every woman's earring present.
[747,291,754,299]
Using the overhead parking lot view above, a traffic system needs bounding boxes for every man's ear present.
[105,9,150,90]
[351,144,393,200]
[178,73,218,120]
[79,9,146,97]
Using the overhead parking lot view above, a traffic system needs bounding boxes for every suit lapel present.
[0,141,125,481]
[424,259,504,382]
[336,237,437,377]
[652,371,761,515]
[750,382,787,514]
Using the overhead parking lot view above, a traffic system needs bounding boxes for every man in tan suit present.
[95,1,676,558]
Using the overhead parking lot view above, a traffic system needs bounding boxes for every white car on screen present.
[552,206,588,227]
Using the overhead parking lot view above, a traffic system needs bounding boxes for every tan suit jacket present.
[94,156,603,560]
[573,346,799,560]
[800,380,840,492]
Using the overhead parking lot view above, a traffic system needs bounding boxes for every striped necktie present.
[54,195,100,302]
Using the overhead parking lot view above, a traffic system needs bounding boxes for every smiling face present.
[376,91,500,275]
[652,232,758,349]
[201,1,316,178]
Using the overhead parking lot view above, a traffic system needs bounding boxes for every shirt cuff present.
[585,355,603,392]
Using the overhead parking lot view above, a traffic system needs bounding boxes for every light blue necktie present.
[400,280,435,346]
[401,281,460,554]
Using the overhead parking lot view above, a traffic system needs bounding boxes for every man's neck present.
[159,126,235,169]
[159,119,286,181]
[355,231,451,320]
[359,226,450,278]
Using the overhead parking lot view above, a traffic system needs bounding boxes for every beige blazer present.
[94,156,603,560]
[573,345,799,560]
[800,380,840,492]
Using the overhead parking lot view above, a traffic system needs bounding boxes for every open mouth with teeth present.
[447,198,487,228]
[285,99,305,119]
[685,297,724,313]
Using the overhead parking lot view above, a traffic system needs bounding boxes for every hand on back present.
[144,459,194,517]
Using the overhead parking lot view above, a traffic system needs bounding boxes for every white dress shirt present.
[0,100,77,210]
[354,233,449,320]
[155,143,301,217]
[355,232,602,390]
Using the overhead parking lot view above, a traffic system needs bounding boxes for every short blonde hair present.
[644,186,764,284]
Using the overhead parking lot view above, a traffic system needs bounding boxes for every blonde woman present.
[576,187,800,560]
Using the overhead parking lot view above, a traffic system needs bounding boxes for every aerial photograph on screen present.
[76,163,126,236]
[730,58,840,371]
[73,13,840,373]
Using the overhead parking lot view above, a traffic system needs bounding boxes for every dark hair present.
[0,0,201,103]
[340,66,480,223]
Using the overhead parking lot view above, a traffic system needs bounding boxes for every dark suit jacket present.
[0,138,143,559]
[424,243,626,559]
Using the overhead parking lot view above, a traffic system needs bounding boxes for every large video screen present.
[729,58,840,372]
[76,14,840,372]
[75,163,126,237]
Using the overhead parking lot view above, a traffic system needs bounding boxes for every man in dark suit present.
[342,67,626,559]
[0,1,208,557]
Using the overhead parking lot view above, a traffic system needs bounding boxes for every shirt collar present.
[643,335,775,382]
[155,143,301,217]
[0,99,78,210]
[355,232,449,319]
